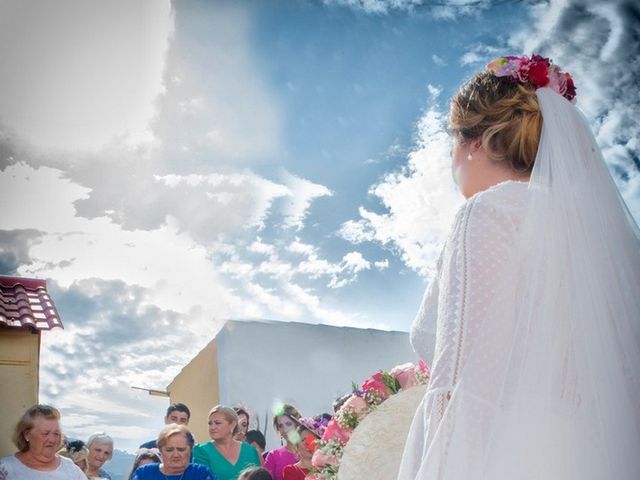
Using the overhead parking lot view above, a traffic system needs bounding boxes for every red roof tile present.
[0,276,63,330]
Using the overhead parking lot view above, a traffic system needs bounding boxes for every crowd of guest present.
[0,401,326,480]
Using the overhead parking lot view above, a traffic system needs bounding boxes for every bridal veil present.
[400,88,640,479]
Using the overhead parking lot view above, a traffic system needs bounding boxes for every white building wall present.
[215,320,431,450]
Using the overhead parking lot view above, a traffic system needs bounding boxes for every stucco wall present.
[214,320,425,450]
[167,339,219,444]
[0,327,40,457]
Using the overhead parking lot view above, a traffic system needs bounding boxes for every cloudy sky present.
[1,0,638,453]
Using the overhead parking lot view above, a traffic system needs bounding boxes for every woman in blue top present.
[132,424,216,480]
[193,406,261,480]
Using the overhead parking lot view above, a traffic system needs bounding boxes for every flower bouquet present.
[307,360,430,480]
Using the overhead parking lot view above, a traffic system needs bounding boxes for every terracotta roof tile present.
[0,276,64,330]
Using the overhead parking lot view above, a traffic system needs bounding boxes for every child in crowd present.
[238,466,273,480]
[127,448,161,480]
[245,430,267,461]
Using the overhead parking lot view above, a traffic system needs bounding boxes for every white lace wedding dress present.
[398,89,640,480]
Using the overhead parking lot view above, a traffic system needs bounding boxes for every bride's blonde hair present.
[450,72,542,173]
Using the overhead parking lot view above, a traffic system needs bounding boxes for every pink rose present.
[311,448,338,468]
[418,359,430,376]
[321,419,351,444]
[362,374,390,401]
[340,394,368,419]
[390,362,417,390]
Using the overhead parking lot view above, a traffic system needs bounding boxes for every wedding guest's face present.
[165,410,189,425]
[297,431,316,461]
[160,433,190,473]
[208,412,236,441]
[88,442,112,470]
[234,413,249,441]
[24,417,62,462]
[276,415,296,439]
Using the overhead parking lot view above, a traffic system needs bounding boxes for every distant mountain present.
[104,449,136,480]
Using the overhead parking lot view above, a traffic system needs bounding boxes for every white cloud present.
[458,44,502,66]
[427,84,442,100]
[432,54,447,66]
[0,162,240,317]
[153,171,291,233]
[280,172,333,230]
[374,259,390,270]
[340,105,463,277]
[283,282,389,329]
[327,251,372,288]
[0,0,173,152]
[248,237,277,256]
[152,1,283,166]
[37,278,211,450]
[510,0,640,222]
[322,0,489,16]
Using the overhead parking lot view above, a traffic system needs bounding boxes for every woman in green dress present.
[193,405,260,480]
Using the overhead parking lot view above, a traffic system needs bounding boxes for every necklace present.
[161,466,186,480]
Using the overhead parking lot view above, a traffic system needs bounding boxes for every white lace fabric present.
[403,181,528,478]
[400,88,640,480]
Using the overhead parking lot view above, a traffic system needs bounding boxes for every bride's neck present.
[464,164,529,199]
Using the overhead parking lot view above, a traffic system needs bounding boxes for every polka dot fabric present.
[400,181,528,479]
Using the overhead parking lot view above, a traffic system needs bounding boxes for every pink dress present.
[263,447,298,480]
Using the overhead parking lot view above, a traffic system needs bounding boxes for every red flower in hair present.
[528,56,550,87]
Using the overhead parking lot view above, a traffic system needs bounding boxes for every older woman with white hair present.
[86,432,114,479]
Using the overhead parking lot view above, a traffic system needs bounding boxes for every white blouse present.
[0,454,87,480]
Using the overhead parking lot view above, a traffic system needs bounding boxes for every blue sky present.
[0,0,638,453]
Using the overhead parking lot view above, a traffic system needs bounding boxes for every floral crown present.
[486,54,576,102]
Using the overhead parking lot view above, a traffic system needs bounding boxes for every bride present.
[398,55,640,479]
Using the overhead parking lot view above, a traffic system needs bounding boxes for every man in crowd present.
[139,403,191,449]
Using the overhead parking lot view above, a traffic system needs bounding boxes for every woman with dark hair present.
[232,406,250,443]
[262,404,301,480]
[193,405,260,480]
[282,418,321,480]
[0,404,85,479]
[398,55,640,479]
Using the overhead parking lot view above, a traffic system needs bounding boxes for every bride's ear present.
[470,137,483,152]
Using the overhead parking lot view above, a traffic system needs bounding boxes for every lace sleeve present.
[410,251,441,363]
[450,188,522,386]
[427,184,525,411]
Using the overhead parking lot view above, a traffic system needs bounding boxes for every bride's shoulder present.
[451,181,528,235]
[467,180,528,215]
